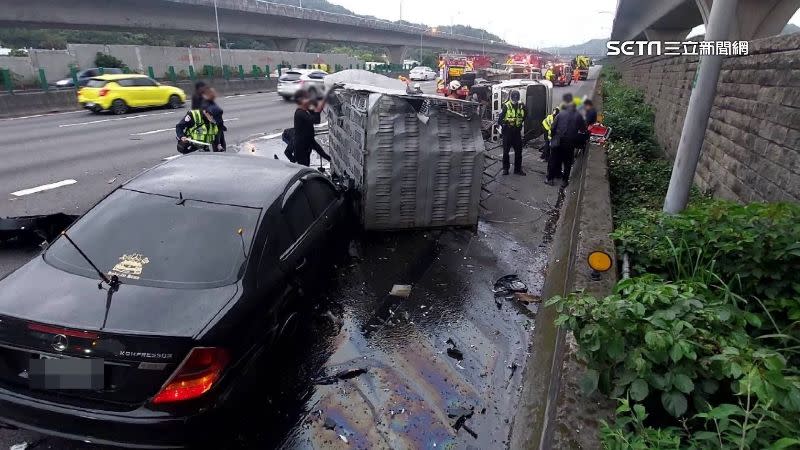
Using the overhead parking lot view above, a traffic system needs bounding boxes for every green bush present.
[558,68,800,449]
[94,52,128,70]
[607,139,673,225]
[613,201,800,304]
[602,67,658,147]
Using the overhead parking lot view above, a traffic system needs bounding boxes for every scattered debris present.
[509,362,519,378]
[445,338,464,361]
[107,177,117,184]
[448,404,478,439]
[347,241,360,259]
[513,292,540,304]
[493,274,528,296]
[323,417,338,430]
[389,284,412,297]
[312,368,367,385]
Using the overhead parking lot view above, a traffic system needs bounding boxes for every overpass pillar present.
[697,0,800,39]
[387,45,409,66]
[664,0,738,213]
[273,38,308,53]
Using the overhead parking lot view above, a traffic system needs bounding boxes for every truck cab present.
[487,79,553,143]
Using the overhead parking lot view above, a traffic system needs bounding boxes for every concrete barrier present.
[0,78,277,119]
[0,90,78,118]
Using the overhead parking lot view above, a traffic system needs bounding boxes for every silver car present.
[408,66,437,81]
[276,69,327,101]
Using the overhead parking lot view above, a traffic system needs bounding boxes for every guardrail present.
[1,62,374,94]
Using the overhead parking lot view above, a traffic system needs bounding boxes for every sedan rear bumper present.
[0,386,210,449]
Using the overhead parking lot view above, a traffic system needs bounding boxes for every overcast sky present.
[330,0,800,48]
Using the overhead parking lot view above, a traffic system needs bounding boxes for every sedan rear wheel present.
[111,99,128,115]
[168,94,182,109]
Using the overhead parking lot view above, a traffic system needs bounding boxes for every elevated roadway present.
[0,0,532,63]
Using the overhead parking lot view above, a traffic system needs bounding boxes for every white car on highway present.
[276,69,327,101]
[408,66,437,81]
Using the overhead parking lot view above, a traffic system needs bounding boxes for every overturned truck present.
[324,85,485,231]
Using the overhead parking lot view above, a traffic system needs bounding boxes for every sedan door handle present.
[295,257,307,271]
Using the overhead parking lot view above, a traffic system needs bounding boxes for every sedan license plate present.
[84,102,96,108]
[29,356,104,390]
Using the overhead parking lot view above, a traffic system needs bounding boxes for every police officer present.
[541,107,559,161]
[175,104,222,153]
[497,90,527,175]
[544,66,555,82]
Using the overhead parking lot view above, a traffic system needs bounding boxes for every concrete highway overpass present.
[612,0,800,41]
[0,0,532,63]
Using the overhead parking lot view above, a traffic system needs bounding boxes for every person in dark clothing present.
[584,99,598,125]
[200,87,226,151]
[282,128,296,162]
[191,81,207,109]
[497,90,527,175]
[292,91,331,166]
[547,102,586,187]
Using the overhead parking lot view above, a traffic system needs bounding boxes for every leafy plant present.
[94,52,128,70]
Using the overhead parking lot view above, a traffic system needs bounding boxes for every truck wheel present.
[111,99,128,115]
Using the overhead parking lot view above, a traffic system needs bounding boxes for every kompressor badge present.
[109,253,150,280]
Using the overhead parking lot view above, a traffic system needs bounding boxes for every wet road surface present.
[0,76,594,449]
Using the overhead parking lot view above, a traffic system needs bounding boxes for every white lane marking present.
[162,154,182,161]
[131,128,173,136]
[59,111,177,128]
[0,110,84,122]
[11,179,77,197]
[225,94,247,98]
[257,132,284,140]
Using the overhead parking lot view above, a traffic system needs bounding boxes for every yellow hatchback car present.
[78,74,186,114]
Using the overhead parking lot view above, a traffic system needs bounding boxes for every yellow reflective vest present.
[542,113,556,139]
[503,100,525,128]
[186,110,219,144]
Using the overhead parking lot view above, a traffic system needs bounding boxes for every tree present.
[94,52,128,70]
[8,48,28,57]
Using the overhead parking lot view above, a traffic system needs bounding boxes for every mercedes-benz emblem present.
[51,334,68,352]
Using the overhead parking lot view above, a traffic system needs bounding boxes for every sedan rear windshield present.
[45,189,261,289]
[280,72,302,81]
[85,79,108,88]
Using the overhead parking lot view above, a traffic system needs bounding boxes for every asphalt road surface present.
[0,72,596,449]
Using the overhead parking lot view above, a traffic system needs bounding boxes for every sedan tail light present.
[151,347,229,404]
[98,88,109,97]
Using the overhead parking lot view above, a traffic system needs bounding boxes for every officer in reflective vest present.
[175,107,222,153]
[497,90,527,175]
[541,107,560,161]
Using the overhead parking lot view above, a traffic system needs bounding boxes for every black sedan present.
[0,153,346,448]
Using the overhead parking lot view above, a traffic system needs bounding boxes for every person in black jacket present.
[547,102,586,187]
[292,91,330,166]
[191,81,207,109]
[200,87,226,151]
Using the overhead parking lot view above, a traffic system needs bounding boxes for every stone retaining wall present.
[614,33,799,203]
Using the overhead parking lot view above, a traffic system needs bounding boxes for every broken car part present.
[0,213,77,244]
